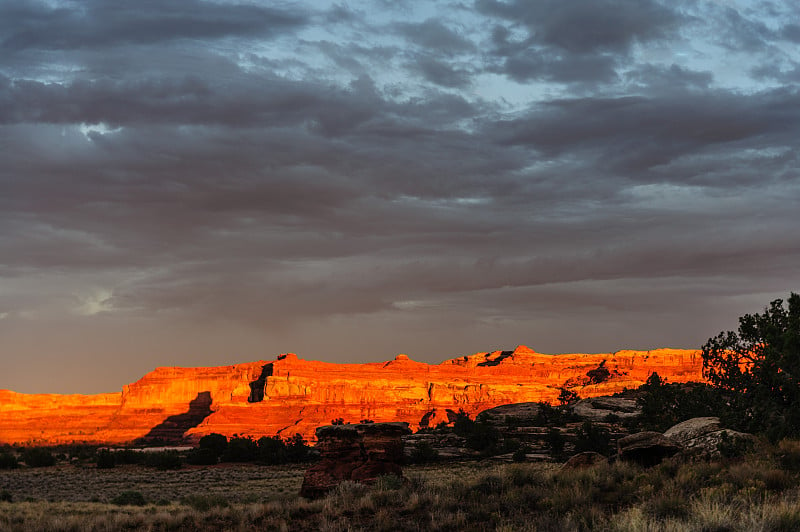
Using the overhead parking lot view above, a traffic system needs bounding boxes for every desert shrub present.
[181,493,229,511]
[645,493,690,520]
[0,452,18,469]
[95,449,116,469]
[285,433,312,463]
[533,402,578,427]
[545,427,566,459]
[502,437,522,454]
[22,448,55,467]
[374,474,404,491]
[62,444,98,461]
[185,447,218,465]
[452,411,501,454]
[409,441,439,464]
[512,447,528,462]
[778,439,800,472]
[716,431,754,459]
[222,436,258,462]
[257,436,287,465]
[557,388,580,405]
[113,449,144,465]
[198,433,228,458]
[574,421,611,455]
[111,491,147,506]
[474,473,505,495]
[145,450,182,470]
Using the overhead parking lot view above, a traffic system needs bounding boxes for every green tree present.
[702,293,800,439]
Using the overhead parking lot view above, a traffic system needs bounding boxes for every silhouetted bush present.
[636,373,730,432]
[111,491,146,506]
[452,411,501,454]
[256,436,287,465]
[144,451,182,470]
[185,447,218,465]
[574,421,611,455]
[533,402,578,427]
[557,388,580,405]
[198,433,228,458]
[0,490,11,502]
[409,441,440,463]
[717,430,754,459]
[70,445,100,461]
[285,433,312,463]
[222,436,258,462]
[22,448,55,467]
[113,449,144,465]
[545,427,566,459]
[0,452,18,470]
[95,450,116,469]
[512,447,528,462]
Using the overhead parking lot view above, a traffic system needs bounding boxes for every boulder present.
[664,417,756,458]
[562,451,608,470]
[664,417,721,443]
[300,422,411,499]
[618,431,682,466]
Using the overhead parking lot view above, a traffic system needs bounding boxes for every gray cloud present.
[396,18,476,55]
[0,0,307,51]
[1,0,799,393]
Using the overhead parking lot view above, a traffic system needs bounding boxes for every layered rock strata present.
[0,345,705,446]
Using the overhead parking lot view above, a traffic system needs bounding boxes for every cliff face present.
[0,346,705,445]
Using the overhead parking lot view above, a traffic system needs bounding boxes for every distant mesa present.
[0,345,705,446]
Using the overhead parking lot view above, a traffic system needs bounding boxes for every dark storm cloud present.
[0,73,385,135]
[412,56,472,88]
[492,89,800,177]
[1,0,799,393]
[476,0,681,84]
[0,0,307,51]
[477,0,679,54]
[395,18,475,55]
[625,64,713,91]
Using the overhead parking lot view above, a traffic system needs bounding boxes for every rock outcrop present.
[664,417,756,458]
[618,432,683,466]
[0,345,705,446]
[300,422,411,498]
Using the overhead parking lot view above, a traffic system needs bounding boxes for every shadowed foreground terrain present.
[3,445,800,531]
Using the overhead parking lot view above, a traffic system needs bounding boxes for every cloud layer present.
[1,0,798,393]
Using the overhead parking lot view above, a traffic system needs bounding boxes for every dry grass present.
[0,463,303,505]
[3,445,800,531]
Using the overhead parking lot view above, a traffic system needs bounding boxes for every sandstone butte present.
[0,345,705,446]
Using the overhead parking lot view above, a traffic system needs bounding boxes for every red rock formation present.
[300,422,412,498]
[0,345,706,446]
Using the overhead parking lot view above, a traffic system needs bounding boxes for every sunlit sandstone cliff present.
[0,346,705,445]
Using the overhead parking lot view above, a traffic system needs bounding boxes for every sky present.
[1,0,799,394]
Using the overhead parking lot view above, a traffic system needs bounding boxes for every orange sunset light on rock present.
[0,345,704,446]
